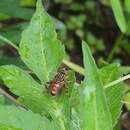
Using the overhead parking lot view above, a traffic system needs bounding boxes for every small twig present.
[122,101,130,105]
[105,74,130,88]
[63,59,84,75]
[0,34,19,51]
[0,87,25,108]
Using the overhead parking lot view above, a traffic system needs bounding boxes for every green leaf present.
[0,105,57,130]
[110,0,127,33]
[125,0,130,13]
[19,0,65,83]
[58,70,80,130]
[0,94,5,105]
[0,13,10,21]
[124,94,130,110]
[66,71,81,130]
[21,0,36,7]
[0,23,28,47]
[100,63,123,126]
[80,41,112,130]
[0,124,22,130]
[62,70,76,130]
[0,65,56,115]
[71,109,81,130]
[0,0,34,20]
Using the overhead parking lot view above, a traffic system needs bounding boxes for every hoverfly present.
[50,67,67,95]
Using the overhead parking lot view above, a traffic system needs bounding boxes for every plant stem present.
[107,34,124,62]
[0,35,19,50]
[121,101,130,104]
[105,74,130,88]
[63,59,84,75]
[0,87,25,108]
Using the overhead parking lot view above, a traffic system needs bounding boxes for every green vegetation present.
[0,0,130,130]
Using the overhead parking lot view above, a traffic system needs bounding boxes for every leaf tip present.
[36,0,43,10]
[81,40,91,57]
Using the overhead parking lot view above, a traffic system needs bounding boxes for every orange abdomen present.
[51,81,65,95]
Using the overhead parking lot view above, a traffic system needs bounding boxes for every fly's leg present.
[43,81,52,94]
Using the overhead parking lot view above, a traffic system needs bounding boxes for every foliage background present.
[0,0,130,130]
[1,0,130,71]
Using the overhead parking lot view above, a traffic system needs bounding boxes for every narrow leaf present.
[0,0,34,20]
[63,71,76,130]
[19,0,65,83]
[110,0,127,33]
[80,41,112,130]
[65,71,81,130]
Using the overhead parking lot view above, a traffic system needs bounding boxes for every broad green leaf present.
[19,0,65,83]
[0,124,22,130]
[0,105,58,130]
[100,64,123,126]
[0,0,34,20]
[0,65,56,115]
[110,0,127,33]
[80,41,112,130]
